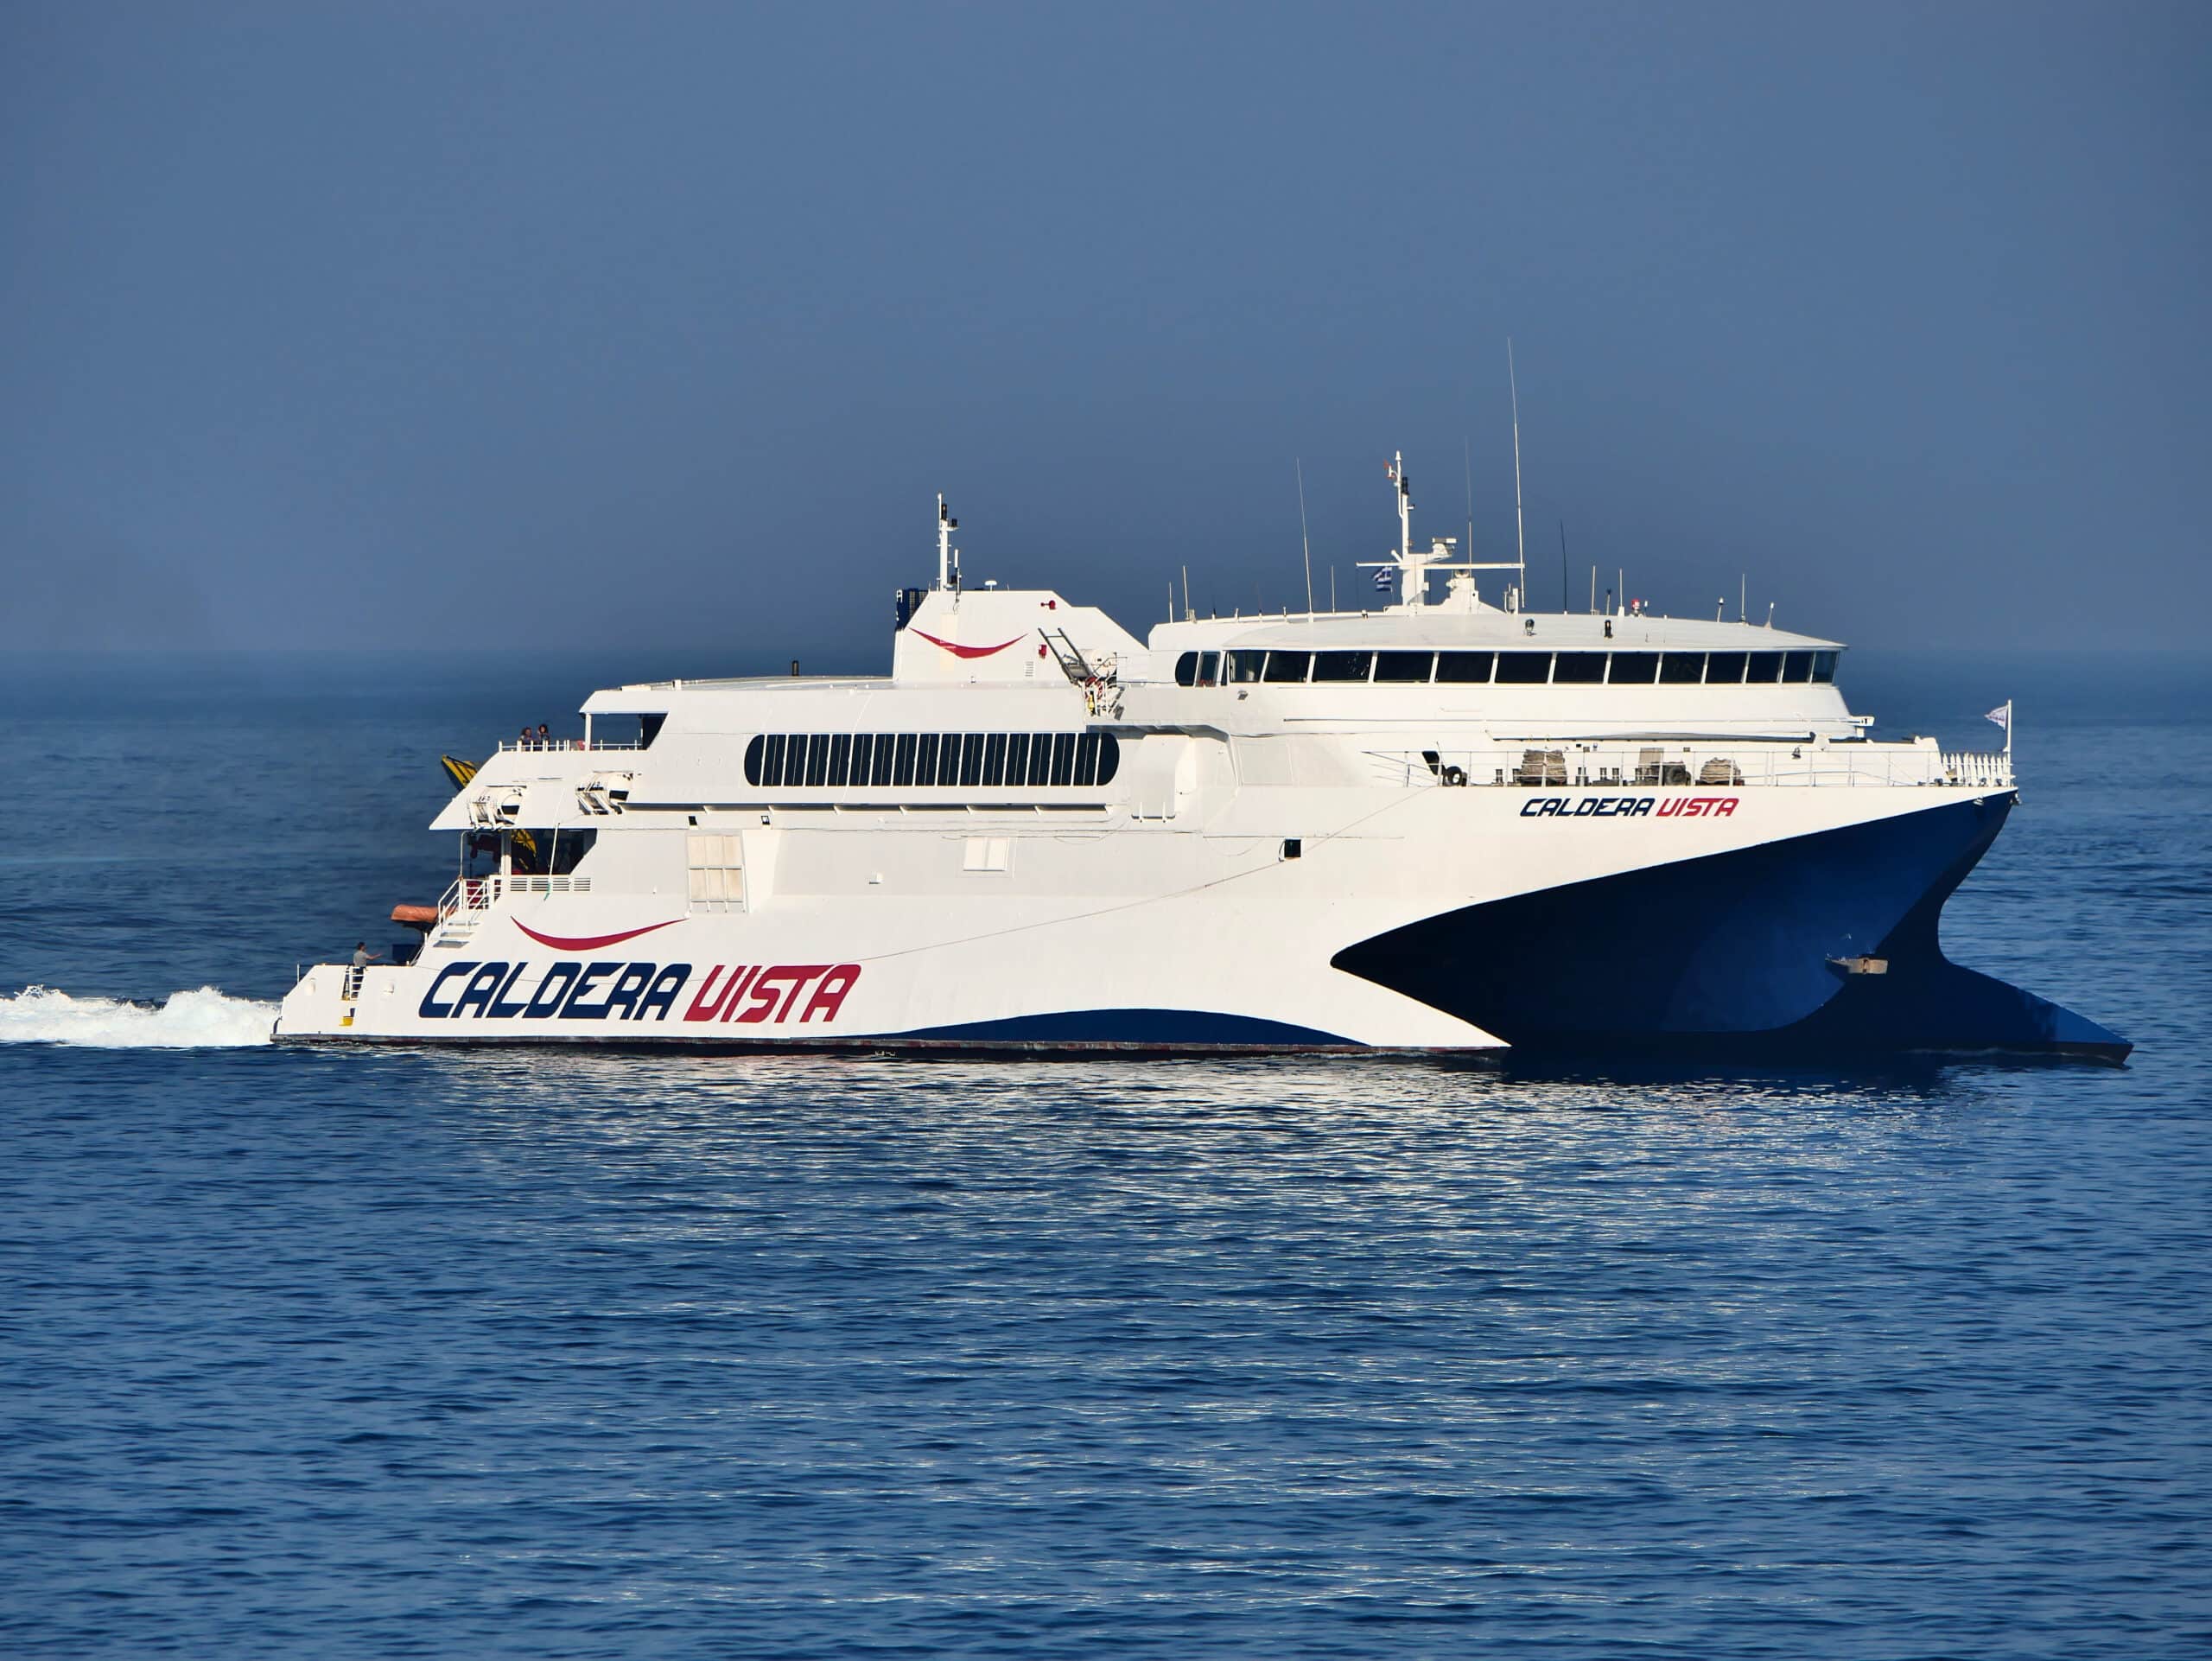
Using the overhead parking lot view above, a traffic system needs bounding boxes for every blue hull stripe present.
[890,1009,1355,1048]
[1331,796,2129,1061]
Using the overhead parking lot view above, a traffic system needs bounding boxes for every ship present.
[275,458,2128,1061]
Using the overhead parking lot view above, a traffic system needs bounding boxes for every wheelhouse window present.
[1495,652,1551,684]
[1226,651,1266,684]
[1745,652,1783,683]
[1553,652,1606,684]
[1608,652,1660,684]
[1262,650,1313,683]
[1375,651,1436,683]
[1311,650,1374,682]
[1659,652,1706,684]
[1706,652,1748,684]
[1173,651,1224,687]
[1782,651,1815,683]
[1811,651,1838,683]
[1434,652,1494,684]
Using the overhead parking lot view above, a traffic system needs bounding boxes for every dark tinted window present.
[982,733,1007,786]
[1783,651,1815,683]
[893,733,918,786]
[871,734,896,786]
[1435,652,1494,684]
[1174,651,1198,687]
[1375,651,1435,683]
[1226,651,1265,684]
[744,734,764,784]
[804,733,830,786]
[1004,732,1028,785]
[1554,652,1606,684]
[1262,651,1313,683]
[1745,652,1783,683]
[1028,733,1054,786]
[1097,735,1120,785]
[1312,650,1373,682]
[1609,653,1659,684]
[1050,732,1076,786]
[1706,652,1747,684]
[953,734,981,787]
[826,734,852,786]
[914,732,939,784]
[1660,652,1705,684]
[1198,652,1221,685]
[849,734,873,784]
[1812,651,1838,684]
[939,734,965,786]
[1496,652,1551,684]
[1074,733,1102,785]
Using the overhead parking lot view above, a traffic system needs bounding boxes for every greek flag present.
[1373,567,1393,591]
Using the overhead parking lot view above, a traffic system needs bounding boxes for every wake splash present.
[0,985,277,1048]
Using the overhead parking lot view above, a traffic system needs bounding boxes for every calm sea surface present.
[2,651,2206,1658]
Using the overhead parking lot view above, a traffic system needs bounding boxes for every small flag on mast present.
[1373,567,1393,591]
[1985,701,2012,735]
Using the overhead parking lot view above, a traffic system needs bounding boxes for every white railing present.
[430,874,592,937]
[1938,750,2012,787]
[496,739,643,754]
[1364,740,2012,792]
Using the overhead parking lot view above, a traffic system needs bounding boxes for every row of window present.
[743,731,1122,790]
[1173,648,1840,688]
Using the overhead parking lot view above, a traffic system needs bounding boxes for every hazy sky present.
[4,1,2205,665]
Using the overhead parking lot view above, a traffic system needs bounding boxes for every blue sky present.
[3,1,2205,663]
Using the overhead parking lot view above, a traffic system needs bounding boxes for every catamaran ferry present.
[276,458,2126,1060]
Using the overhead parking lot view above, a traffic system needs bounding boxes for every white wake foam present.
[0,985,277,1048]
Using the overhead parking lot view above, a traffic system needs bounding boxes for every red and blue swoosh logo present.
[513,918,683,951]
[912,629,1023,660]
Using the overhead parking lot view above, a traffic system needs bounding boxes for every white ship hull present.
[276,470,2127,1061]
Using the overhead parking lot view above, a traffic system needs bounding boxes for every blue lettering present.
[419,960,479,1019]
[524,962,580,1018]
[453,962,510,1018]
[634,964,691,1022]
[486,961,531,1018]
[1520,799,1544,817]
[559,961,624,1019]
[601,962,657,1021]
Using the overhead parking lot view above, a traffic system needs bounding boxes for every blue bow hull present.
[1332,794,2130,1063]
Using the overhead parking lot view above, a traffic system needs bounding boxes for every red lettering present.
[684,964,747,1022]
[798,965,862,1023]
[732,966,781,1023]
[1657,799,1684,818]
[1715,798,1738,817]
[773,965,832,1021]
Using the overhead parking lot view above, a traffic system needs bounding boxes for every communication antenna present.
[1509,340,1528,607]
[1296,459,1315,619]
[1463,435,1475,569]
[936,493,957,591]
[1559,520,1569,613]
[1181,564,1191,621]
[1740,575,1747,623]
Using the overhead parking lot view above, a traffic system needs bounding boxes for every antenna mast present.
[936,494,958,592]
[1509,340,1528,607]
[1297,459,1315,618]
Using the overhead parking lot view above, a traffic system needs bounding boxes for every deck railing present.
[1363,740,2013,792]
[430,873,593,937]
[496,738,643,754]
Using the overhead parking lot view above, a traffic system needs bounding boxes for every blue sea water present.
[2,650,2206,1658]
